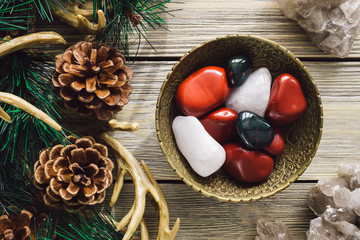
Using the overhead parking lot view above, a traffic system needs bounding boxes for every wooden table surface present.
[41,0,360,239]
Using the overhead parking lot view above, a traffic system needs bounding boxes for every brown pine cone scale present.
[53,41,132,120]
[34,136,114,210]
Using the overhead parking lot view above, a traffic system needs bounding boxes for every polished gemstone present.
[223,143,274,183]
[199,108,238,145]
[236,111,274,149]
[226,55,252,87]
[262,128,285,156]
[225,67,271,117]
[176,66,230,117]
[265,73,307,125]
[172,116,226,177]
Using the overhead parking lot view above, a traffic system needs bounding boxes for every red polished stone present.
[265,73,307,125]
[262,128,285,156]
[176,66,230,117]
[223,143,274,183]
[199,108,238,145]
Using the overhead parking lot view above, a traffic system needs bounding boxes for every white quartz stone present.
[172,116,226,177]
[225,67,271,117]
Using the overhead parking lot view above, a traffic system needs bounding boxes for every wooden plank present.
[35,0,360,58]
[97,60,360,181]
[109,181,315,240]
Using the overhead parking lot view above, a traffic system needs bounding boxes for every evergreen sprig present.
[55,210,124,240]
[95,0,175,56]
[0,52,69,173]
[0,0,34,37]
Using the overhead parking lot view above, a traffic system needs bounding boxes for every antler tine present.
[0,32,66,58]
[52,1,106,34]
[141,161,180,240]
[0,92,62,131]
[140,220,150,240]
[98,133,179,240]
[0,106,11,123]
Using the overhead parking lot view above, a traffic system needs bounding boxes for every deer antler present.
[99,132,180,240]
[52,1,106,34]
[0,32,66,58]
[0,92,62,131]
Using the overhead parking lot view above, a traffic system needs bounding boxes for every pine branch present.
[0,0,34,37]
[0,52,69,173]
[95,0,175,57]
[55,209,125,240]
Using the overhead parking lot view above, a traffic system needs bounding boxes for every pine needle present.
[95,0,175,57]
[0,52,68,173]
[55,209,125,240]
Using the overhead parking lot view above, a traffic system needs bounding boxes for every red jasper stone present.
[262,128,285,156]
[176,66,230,117]
[223,143,274,183]
[199,108,238,145]
[265,73,307,125]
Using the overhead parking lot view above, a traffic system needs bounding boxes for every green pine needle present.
[0,0,33,34]
[95,0,176,57]
[0,52,68,173]
[55,210,125,240]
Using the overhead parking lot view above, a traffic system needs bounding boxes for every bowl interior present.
[156,35,323,201]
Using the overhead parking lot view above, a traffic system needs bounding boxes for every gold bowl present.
[155,35,323,202]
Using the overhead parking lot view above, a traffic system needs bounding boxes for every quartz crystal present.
[255,219,294,240]
[277,0,360,57]
[225,67,271,117]
[172,116,226,177]
[307,164,360,239]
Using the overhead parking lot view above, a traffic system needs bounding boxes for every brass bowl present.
[155,35,323,202]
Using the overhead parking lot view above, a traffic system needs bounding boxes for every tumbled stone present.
[172,116,226,177]
[223,143,273,183]
[225,67,271,117]
[199,108,238,145]
[236,111,274,149]
[226,55,252,87]
[262,128,285,156]
[265,73,307,126]
[277,0,360,57]
[256,219,294,240]
[176,66,230,117]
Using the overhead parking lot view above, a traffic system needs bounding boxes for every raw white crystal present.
[307,164,360,239]
[172,116,226,177]
[318,178,348,197]
[277,0,360,57]
[255,219,294,240]
[225,67,271,117]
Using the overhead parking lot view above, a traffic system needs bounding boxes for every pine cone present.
[52,41,132,120]
[33,136,114,210]
[0,208,38,240]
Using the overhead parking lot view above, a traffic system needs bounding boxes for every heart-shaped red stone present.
[223,143,273,183]
[262,128,285,156]
[176,66,230,117]
[265,73,307,125]
[200,108,238,145]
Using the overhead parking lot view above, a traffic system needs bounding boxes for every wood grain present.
[35,0,360,58]
[108,182,315,240]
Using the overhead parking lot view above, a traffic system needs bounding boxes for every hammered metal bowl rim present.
[155,34,323,202]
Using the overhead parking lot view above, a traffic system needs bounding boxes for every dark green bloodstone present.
[236,111,274,149]
[226,55,252,87]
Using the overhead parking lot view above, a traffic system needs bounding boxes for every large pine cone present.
[33,136,114,210]
[52,41,132,120]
